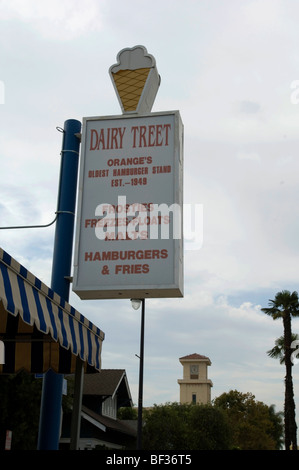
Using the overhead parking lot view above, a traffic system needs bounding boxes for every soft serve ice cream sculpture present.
[109,45,160,115]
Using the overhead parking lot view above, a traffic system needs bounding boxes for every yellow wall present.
[178,359,213,405]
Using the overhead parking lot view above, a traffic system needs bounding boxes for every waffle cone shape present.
[111,67,151,112]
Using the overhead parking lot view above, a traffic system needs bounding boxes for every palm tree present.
[262,290,299,450]
[267,334,299,364]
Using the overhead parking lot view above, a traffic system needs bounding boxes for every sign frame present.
[72,110,183,300]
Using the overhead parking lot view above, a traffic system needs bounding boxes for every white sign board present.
[73,111,183,299]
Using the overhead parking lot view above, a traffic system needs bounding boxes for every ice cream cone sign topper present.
[109,45,160,115]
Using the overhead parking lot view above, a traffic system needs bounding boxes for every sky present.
[1,0,299,420]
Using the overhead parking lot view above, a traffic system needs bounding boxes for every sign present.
[0,340,4,364]
[109,45,160,115]
[73,111,183,299]
[5,430,12,450]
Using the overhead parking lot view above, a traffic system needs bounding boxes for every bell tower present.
[177,353,213,404]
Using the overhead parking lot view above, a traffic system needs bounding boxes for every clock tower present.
[177,353,213,405]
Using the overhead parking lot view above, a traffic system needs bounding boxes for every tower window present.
[190,364,198,379]
[192,394,197,404]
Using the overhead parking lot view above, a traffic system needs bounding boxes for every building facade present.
[60,369,137,450]
[178,353,213,405]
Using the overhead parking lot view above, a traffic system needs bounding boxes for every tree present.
[142,402,232,450]
[142,403,190,450]
[267,334,299,364]
[262,290,299,450]
[188,404,232,450]
[0,371,42,450]
[268,404,285,450]
[141,397,282,450]
[214,390,284,450]
[117,406,138,420]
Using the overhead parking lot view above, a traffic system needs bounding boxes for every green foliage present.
[117,406,138,419]
[262,290,298,450]
[142,403,189,450]
[142,393,283,450]
[0,371,284,451]
[188,404,232,450]
[267,334,299,364]
[142,402,232,450]
[0,371,42,450]
[261,290,299,320]
[214,390,284,450]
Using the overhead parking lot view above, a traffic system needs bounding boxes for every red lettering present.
[111,128,118,148]
[90,129,98,150]
[156,124,163,146]
[148,125,156,146]
[131,126,138,148]
[164,124,171,145]
[89,127,126,150]
[115,265,122,274]
[130,124,171,147]
[85,252,93,261]
[142,264,149,273]
[97,128,106,149]
[139,126,147,147]
[85,219,98,228]
[114,264,149,274]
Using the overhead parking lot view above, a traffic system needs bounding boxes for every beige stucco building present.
[177,353,213,405]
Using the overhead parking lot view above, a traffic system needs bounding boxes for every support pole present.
[70,358,84,450]
[137,299,145,450]
[37,119,81,450]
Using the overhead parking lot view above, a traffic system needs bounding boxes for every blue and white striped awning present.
[0,248,105,374]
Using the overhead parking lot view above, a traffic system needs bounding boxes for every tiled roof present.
[179,353,210,361]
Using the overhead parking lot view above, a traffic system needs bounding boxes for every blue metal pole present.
[137,299,145,450]
[37,119,81,450]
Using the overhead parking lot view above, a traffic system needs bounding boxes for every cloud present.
[1,0,299,417]
[238,100,261,114]
[0,0,106,40]
[236,151,261,162]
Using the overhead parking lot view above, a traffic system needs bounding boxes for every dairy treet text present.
[89,123,171,150]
